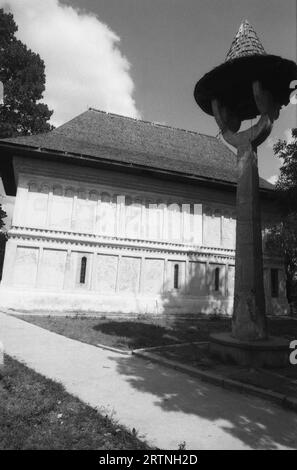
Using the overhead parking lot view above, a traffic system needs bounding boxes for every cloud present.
[267,128,295,149]
[284,128,295,144]
[267,174,278,185]
[0,0,140,126]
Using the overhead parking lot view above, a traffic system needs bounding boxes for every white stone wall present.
[1,230,288,315]
[0,158,288,316]
[2,236,232,294]
[1,234,239,314]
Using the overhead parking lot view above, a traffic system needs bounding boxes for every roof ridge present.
[87,107,219,140]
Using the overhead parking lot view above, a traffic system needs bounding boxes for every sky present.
[0,0,296,223]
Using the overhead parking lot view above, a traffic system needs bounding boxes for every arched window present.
[174,264,179,289]
[28,182,38,193]
[80,256,87,284]
[214,267,220,291]
[53,185,63,196]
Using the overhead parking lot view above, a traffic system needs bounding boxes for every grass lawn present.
[0,355,149,450]
[13,314,231,350]
[13,314,297,352]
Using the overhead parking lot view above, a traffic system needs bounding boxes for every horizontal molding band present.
[7,226,284,264]
[8,225,237,258]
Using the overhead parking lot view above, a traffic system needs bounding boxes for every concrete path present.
[1,312,297,450]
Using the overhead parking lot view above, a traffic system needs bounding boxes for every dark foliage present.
[266,129,297,301]
[0,8,53,138]
[274,128,297,212]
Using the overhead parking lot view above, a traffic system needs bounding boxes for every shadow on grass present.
[93,321,178,349]
[92,317,231,350]
[13,314,231,351]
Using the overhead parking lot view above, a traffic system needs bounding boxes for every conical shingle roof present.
[226,20,266,61]
[194,20,297,120]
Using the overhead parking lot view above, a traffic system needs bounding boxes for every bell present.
[194,20,297,122]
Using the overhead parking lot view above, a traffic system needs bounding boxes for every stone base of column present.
[210,332,289,368]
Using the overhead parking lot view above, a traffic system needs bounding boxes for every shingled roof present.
[0,108,272,190]
[226,20,266,61]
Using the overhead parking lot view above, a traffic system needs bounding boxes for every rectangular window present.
[271,268,279,298]
[80,256,87,284]
[214,267,220,291]
[174,264,179,289]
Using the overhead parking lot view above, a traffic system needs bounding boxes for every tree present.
[266,129,297,303]
[0,8,53,138]
[266,213,297,303]
[274,128,297,212]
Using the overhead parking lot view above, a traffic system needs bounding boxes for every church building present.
[0,108,289,315]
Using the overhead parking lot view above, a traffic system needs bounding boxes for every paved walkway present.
[1,312,297,450]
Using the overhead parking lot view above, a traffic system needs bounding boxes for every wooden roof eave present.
[0,141,275,199]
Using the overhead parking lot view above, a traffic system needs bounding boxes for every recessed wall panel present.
[143,258,164,294]
[118,257,140,293]
[95,254,118,293]
[13,247,39,287]
[38,249,67,290]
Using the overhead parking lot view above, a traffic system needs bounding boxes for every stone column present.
[232,141,267,340]
[211,81,277,342]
